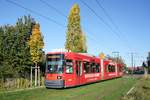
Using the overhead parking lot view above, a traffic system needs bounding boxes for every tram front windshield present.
[46,54,64,74]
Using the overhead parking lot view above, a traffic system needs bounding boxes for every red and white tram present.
[45,52,123,88]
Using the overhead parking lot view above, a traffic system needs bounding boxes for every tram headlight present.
[57,76,62,79]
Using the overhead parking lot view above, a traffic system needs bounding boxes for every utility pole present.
[130,52,136,75]
[112,51,119,63]
[112,51,119,77]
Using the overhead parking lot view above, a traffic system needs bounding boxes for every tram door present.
[64,59,75,87]
[76,61,83,85]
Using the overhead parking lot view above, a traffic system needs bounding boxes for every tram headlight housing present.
[57,76,62,79]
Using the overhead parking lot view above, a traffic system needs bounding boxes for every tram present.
[45,51,123,88]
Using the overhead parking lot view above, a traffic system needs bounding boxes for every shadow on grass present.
[45,77,122,90]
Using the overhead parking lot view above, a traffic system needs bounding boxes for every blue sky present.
[0,0,150,66]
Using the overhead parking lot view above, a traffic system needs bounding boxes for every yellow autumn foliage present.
[28,23,44,64]
[65,3,87,53]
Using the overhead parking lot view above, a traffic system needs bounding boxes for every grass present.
[0,77,137,100]
[122,77,150,100]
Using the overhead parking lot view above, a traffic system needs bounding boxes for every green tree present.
[0,26,5,78]
[0,15,36,79]
[106,55,126,68]
[0,25,17,78]
[0,27,3,66]
[15,15,35,77]
[143,52,150,79]
[65,4,87,52]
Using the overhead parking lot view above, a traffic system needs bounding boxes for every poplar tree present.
[143,52,150,79]
[28,23,44,86]
[81,32,87,53]
[65,4,87,53]
[28,23,44,65]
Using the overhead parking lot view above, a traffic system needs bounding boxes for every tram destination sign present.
[47,54,64,59]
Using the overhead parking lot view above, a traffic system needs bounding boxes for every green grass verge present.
[121,77,150,100]
[0,77,137,100]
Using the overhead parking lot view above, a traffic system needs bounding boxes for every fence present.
[0,77,45,91]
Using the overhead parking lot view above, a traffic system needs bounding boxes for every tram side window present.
[107,65,115,72]
[91,63,96,73]
[66,60,73,74]
[112,65,115,72]
[96,64,100,73]
[91,63,100,73]
[84,62,100,73]
[76,61,79,75]
[84,62,90,73]
[75,61,82,76]
[79,62,82,75]
[119,67,122,72]
[107,65,110,72]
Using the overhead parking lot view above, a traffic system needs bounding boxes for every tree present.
[65,4,87,53]
[0,25,16,78]
[106,55,126,68]
[143,52,150,79]
[28,23,44,64]
[142,61,148,79]
[14,15,35,77]
[99,52,105,59]
[80,32,87,53]
[28,23,44,86]
[0,15,36,79]
[0,27,3,66]
[0,26,5,78]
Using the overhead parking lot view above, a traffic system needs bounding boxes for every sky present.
[0,0,150,67]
